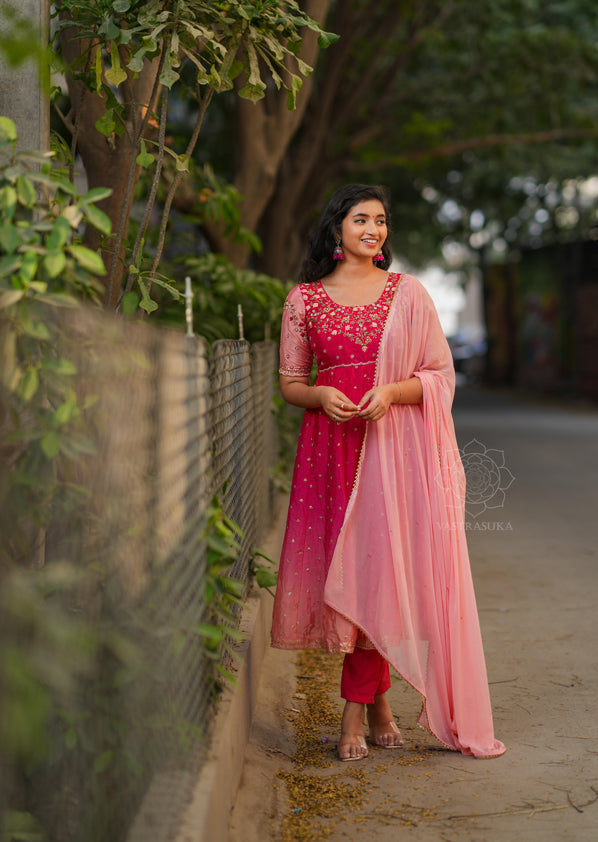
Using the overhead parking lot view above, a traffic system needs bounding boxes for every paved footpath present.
[229,388,598,842]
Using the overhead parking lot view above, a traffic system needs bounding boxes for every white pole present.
[185,276,194,337]
[237,304,244,341]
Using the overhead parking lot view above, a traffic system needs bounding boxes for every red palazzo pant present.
[341,646,391,704]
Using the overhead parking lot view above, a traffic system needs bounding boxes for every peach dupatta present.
[323,275,505,757]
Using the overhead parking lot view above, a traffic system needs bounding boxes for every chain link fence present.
[0,304,279,842]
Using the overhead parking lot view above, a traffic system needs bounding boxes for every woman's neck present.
[320,265,390,306]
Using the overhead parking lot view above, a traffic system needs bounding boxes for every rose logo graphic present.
[460,439,515,517]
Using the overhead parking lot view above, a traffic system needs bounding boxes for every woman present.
[271,184,505,761]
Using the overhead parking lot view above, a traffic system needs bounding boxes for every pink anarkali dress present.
[272,272,505,758]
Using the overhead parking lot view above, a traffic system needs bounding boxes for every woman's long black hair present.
[299,184,392,283]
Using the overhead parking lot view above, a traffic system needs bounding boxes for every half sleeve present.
[279,286,313,377]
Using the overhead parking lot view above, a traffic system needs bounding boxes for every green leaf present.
[93,749,114,774]
[18,368,39,401]
[121,291,139,315]
[54,399,75,426]
[0,184,17,218]
[0,222,19,254]
[160,52,180,88]
[138,278,158,313]
[27,171,66,190]
[41,431,60,459]
[81,187,113,204]
[0,116,17,142]
[3,810,45,837]
[105,43,127,87]
[43,357,77,375]
[98,18,120,41]
[52,177,77,196]
[147,276,180,298]
[318,30,340,49]
[238,82,267,103]
[16,174,36,207]
[95,43,103,94]
[46,217,71,249]
[175,153,189,173]
[127,49,146,73]
[0,287,23,307]
[44,250,66,278]
[139,296,158,314]
[135,139,154,168]
[83,203,112,235]
[36,292,79,308]
[20,315,50,340]
[18,253,38,282]
[215,664,238,686]
[245,41,262,87]
[95,110,116,138]
[62,205,83,228]
[29,281,47,293]
[256,567,277,589]
[68,245,106,275]
[113,0,131,12]
[194,623,224,643]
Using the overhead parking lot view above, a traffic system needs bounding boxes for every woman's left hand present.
[356,385,394,421]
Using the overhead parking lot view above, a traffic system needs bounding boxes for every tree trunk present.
[255,2,451,279]
[59,24,161,309]
[203,0,333,268]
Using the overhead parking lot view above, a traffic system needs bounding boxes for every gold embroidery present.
[301,274,399,351]
[283,298,307,340]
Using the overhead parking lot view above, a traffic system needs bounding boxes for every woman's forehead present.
[347,199,386,217]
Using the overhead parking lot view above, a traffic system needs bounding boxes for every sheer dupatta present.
[323,275,505,757]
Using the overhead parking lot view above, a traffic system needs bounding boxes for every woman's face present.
[339,199,387,261]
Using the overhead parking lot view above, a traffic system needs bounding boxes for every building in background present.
[483,241,598,400]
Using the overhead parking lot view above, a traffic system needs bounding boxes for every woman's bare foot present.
[338,701,368,761]
[366,693,404,748]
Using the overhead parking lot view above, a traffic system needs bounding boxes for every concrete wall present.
[0,0,49,151]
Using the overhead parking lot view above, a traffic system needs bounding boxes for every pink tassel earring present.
[373,249,384,262]
[333,237,345,260]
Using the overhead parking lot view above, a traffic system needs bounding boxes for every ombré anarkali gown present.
[272,272,505,758]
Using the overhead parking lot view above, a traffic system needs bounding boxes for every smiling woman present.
[339,201,388,264]
[271,183,505,763]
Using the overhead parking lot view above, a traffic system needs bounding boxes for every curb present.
[173,497,288,842]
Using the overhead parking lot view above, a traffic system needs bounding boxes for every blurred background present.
[1,2,597,841]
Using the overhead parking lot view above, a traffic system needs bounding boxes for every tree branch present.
[350,128,598,168]
[104,46,166,308]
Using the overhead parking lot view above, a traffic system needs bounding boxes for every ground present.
[229,388,598,841]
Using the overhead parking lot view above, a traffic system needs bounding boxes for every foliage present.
[0,117,109,563]
[186,0,598,278]
[332,0,598,267]
[47,0,336,310]
[151,250,289,342]
[185,493,247,685]
[250,548,278,596]
[53,0,337,108]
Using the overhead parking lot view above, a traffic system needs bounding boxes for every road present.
[229,387,598,841]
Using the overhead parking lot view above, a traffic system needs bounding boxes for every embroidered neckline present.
[319,272,398,309]
[300,273,400,352]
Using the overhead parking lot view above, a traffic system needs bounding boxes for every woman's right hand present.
[317,386,359,422]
